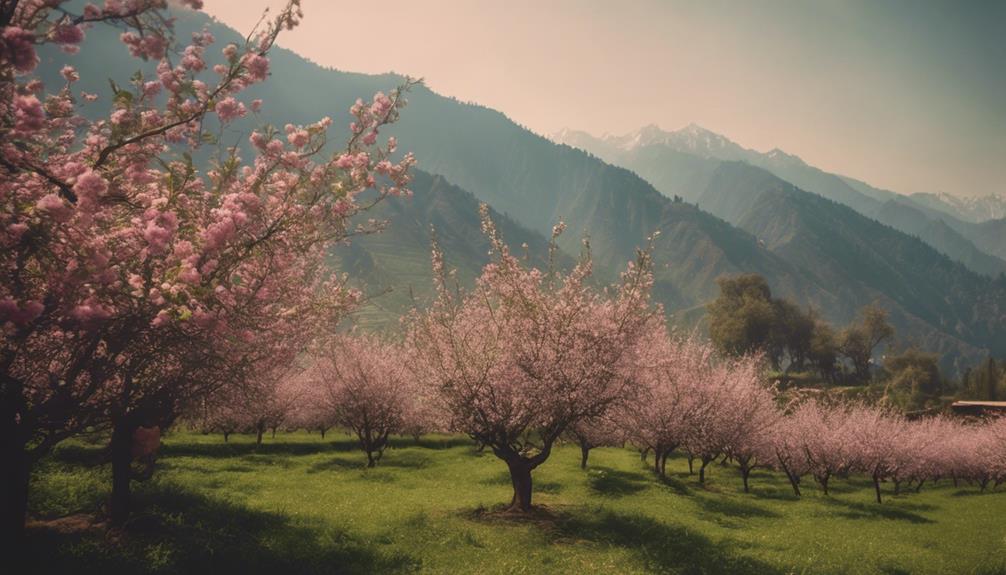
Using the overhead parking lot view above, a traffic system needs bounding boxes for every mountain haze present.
[46,7,1006,371]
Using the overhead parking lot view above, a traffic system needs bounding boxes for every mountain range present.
[41,6,1006,373]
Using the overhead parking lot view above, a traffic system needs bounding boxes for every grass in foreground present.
[26,431,1006,574]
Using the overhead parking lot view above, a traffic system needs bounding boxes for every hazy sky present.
[204,0,1005,198]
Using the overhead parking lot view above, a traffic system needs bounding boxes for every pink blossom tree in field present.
[716,360,777,492]
[770,412,812,497]
[316,334,410,467]
[679,352,769,486]
[0,0,415,540]
[408,208,660,512]
[563,413,624,470]
[845,404,910,503]
[624,334,719,480]
[399,378,440,443]
[785,400,856,495]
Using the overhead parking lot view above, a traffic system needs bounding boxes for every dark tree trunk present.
[271,427,277,439]
[639,447,649,462]
[741,467,751,493]
[256,427,264,446]
[819,474,830,496]
[109,421,136,526]
[653,449,663,476]
[223,431,230,443]
[873,474,883,504]
[1,374,29,558]
[699,458,712,484]
[579,444,590,470]
[320,428,327,439]
[687,454,695,475]
[506,458,533,512]
[779,458,801,497]
[0,441,30,559]
[893,480,901,496]
[659,452,668,477]
[366,450,376,468]
[915,480,925,493]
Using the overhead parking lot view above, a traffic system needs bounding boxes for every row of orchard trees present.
[199,334,436,467]
[275,203,1003,511]
[1,0,416,553]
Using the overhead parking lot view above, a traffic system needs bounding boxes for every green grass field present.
[27,431,1006,575]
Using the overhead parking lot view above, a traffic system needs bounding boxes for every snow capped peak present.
[916,192,1006,223]
[765,147,806,166]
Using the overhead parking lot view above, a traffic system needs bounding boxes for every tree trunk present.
[109,421,135,526]
[0,441,30,559]
[320,428,327,439]
[366,450,376,468]
[579,444,590,470]
[873,474,883,504]
[271,427,277,439]
[779,459,801,497]
[893,480,901,496]
[653,449,662,476]
[687,454,695,475]
[506,458,533,512]
[699,458,711,484]
[660,452,668,477]
[256,428,264,446]
[639,447,649,462]
[223,431,230,443]
[741,467,751,493]
[915,480,924,493]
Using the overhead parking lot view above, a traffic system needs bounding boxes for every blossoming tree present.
[1,0,415,541]
[408,207,660,512]
[315,334,410,467]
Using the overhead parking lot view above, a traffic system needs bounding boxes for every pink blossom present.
[36,194,71,220]
[60,66,79,83]
[242,53,270,82]
[214,97,246,122]
[72,170,108,205]
[71,300,111,323]
[287,128,309,148]
[110,108,130,125]
[52,24,84,45]
[1,27,38,73]
[121,31,167,60]
[14,95,45,132]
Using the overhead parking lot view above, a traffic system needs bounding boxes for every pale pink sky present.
[203,0,1006,198]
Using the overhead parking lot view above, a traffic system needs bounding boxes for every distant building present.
[950,401,1006,417]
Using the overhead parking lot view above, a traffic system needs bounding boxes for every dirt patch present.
[27,513,107,535]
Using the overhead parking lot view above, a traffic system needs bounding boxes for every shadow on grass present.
[306,457,366,473]
[25,482,420,575]
[51,443,109,466]
[551,508,782,575]
[587,467,648,498]
[819,497,935,524]
[694,494,781,519]
[655,473,692,496]
[478,470,562,494]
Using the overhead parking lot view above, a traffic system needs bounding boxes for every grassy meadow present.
[26,431,1006,575]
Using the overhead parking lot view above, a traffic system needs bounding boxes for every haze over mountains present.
[554,125,1006,279]
[47,6,1006,373]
